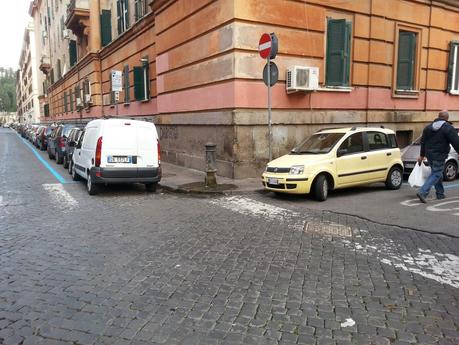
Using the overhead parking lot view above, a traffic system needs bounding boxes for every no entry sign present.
[258,33,272,59]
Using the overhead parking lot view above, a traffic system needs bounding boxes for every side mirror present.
[337,148,347,157]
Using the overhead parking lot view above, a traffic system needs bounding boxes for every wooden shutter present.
[326,19,351,86]
[134,0,140,21]
[69,40,77,67]
[396,31,416,90]
[123,64,130,103]
[70,90,74,111]
[133,66,144,101]
[142,57,149,100]
[100,10,112,47]
[447,41,458,93]
[64,91,68,112]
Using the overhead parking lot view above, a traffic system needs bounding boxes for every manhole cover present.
[304,221,352,237]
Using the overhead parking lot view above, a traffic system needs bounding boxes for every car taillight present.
[59,137,65,148]
[95,136,103,167]
[157,139,161,163]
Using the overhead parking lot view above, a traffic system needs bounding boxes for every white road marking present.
[340,318,356,328]
[209,196,305,230]
[400,198,423,207]
[42,184,78,210]
[426,199,459,216]
[212,196,459,289]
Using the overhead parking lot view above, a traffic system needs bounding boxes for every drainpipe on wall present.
[366,0,373,126]
[424,1,432,113]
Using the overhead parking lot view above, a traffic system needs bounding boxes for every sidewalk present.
[159,162,263,194]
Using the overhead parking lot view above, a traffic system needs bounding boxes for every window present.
[326,18,351,87]
[135,0,146,21]
[44,104,49,117]
[367,132,389,151]
[70,90,74,112]
[447,41,459,95]
[69,40,77,67]
[134,57,149,101]
[396,31,417,90]
[100,10,112,46]
[123,64,130,103]
[338,133,364,155]
[117,0,129,34]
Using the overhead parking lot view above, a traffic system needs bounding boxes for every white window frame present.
[450,43,459,95]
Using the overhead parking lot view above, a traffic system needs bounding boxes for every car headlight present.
[289,165,304,175]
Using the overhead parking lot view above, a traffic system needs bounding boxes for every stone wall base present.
[153,110,458,179]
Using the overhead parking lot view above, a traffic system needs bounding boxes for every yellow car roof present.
[316,127,395,135]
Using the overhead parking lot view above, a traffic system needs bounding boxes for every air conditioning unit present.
[63,29,70,39]
[76,97,83,107]
[84,93,92,103]
[286,66,319,93]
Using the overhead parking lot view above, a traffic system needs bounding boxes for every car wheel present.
[71,164,80,181]
[87,174,99,195]
[385,166,403,190]
[443,161,458,181]
[63,155,68,169]
[48,151,54,160]
[56,152,63,165]
[68,160,73,175]
[145,183,157,192]
[313,174,329,201]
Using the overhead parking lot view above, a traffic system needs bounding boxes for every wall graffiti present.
[159,126,178,140]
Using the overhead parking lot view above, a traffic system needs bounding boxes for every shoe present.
[416,192,427,203]
[436,194,446,200]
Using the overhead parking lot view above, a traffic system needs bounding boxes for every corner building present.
[38,0,459,178]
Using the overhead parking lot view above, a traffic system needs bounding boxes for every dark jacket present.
[420,118,459,161]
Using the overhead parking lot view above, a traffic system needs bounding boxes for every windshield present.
[291,132,345,154]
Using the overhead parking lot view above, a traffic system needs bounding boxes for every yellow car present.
[262,127,404,201]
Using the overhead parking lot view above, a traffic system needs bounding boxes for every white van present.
[71,119,161,195]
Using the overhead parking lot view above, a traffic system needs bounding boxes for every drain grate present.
[304,221,353,237]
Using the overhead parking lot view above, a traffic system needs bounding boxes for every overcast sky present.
[0,0,33,69]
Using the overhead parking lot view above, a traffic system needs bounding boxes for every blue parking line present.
[17,134,70,184]
[445,183,459,190]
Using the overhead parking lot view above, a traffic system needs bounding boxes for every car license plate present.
[268,178,280,185]
[405,162,415,169]
[108,156,131,163]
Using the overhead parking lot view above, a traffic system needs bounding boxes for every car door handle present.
[361,156,367,160]
[386,152,392,156]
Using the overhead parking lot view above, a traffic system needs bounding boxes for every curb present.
[159,183,264,196]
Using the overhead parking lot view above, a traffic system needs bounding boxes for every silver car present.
[401,129,459,181]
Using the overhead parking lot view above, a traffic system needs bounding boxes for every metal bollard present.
[205,142,217,187]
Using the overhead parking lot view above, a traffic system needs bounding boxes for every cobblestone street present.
[1,129,459,345]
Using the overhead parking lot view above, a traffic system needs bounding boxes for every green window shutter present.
[397,31,416,90]
[69,40,77,67]
[44,104,49,117]
[70,90,74,111]
[124,64,130,103]
[326,19,351,86]
[64,91,68,112]
[133,66,144,101]
[134,0,139,21]
[100,10,112,47]
[447,41,458,93]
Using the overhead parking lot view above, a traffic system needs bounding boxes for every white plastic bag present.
[408,162,431,188]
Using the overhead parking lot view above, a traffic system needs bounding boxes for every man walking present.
[416,111,459,203]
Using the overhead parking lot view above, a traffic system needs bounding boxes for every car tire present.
[63,155,68,169]
[443,161,458,181]
[313,174,329,202]
[87,174,99,195]
[71,164,80,181]
[145,183,157,192]
[385,166,403,190]
[48,151,54,160]
[68,160,73,175]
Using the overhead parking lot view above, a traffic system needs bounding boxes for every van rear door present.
[102,123,138,168]
[136,125,158,168]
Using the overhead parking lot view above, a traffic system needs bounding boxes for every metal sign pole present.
[115,92,119,116]
[268,58,272,161]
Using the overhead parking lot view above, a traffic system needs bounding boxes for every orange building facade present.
[40,0,459,178]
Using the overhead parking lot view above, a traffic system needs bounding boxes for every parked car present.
[262,127,404,201]
[71,119,161,195]
[401,129,459,181]
[37,125,54,151]
[33,126,46,147]
[63,127,83,170]
[48,123,85,163]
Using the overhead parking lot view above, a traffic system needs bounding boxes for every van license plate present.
[268,178,279,185]
[108,156,131,163]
